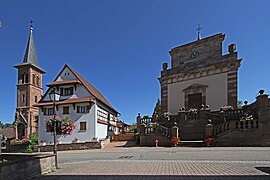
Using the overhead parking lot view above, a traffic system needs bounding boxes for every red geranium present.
[171,136,180,145]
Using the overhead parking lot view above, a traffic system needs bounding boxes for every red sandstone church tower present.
[14,21,45,139]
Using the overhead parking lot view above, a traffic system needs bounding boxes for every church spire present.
[196,24,202,41]
[22,19,38,66]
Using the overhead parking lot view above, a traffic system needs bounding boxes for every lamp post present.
[49,88,60,169]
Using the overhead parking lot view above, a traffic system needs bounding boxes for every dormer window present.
[60,87,74,96]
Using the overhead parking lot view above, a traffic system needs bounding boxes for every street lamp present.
[49,88,60,169]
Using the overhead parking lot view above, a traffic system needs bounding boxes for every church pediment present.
[183,83,208,92]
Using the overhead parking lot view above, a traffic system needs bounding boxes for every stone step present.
[178,140,205,147]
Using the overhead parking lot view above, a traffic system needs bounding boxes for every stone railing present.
[210,118,259,138]
[157,125,172,137]
[235,119,259,129]
[140,116,153,124]
[141,124,172,137]
[225,109,244,121]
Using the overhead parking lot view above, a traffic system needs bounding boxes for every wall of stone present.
[140,135,171,147]
[0,154,54,180]
[215,128,262,146]
[34,138,110,152]
[111,133,136,141]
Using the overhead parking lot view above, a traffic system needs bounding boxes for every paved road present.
[34,141,270,180]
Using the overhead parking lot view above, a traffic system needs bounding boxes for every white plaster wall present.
[38,103,97,144]
[56,67,77,81]
[168,72,228,114]
[96,123,108,140]
[42,84,93,101]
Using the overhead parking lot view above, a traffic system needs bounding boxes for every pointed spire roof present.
[23,19,38,66]
[14,20,45,73]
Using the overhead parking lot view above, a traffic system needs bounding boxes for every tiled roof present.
[35,97,95,106]
[1,127,15,138]
[97,119,108,125]
[66,65,118,113]
[46,79,81,86]
[38,64,118,114]
[14,24,45,73]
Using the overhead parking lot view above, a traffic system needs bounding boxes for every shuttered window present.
[77,105,91,113]
[80,122,86,131]
[63,106,69,114]
[60,87,74,96]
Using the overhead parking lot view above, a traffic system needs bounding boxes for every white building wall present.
[38,103,97,144]
[168,72,228,114]
[56,68,77,81]
[42,84,93,102]
[96,123,108,140]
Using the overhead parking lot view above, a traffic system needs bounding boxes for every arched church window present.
[35,96,38,103]
[22,94,25,102]
[32,74,36,85]
[25,73,29,83]
[22,74,25,84]
[36,76,40,87]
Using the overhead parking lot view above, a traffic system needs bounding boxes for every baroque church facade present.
[14,23,45,139]
[159,33,242,114]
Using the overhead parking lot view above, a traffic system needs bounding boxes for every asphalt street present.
[58,145,270,165]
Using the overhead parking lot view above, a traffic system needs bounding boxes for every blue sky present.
[0,0,269,124]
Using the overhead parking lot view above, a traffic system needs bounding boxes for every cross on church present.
[30,18,33,31]
[196,24,202,41]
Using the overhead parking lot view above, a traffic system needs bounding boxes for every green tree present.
[3,123,14,128]
[153,99,162,118]
[26,132,38,153]
[237,100,243,109]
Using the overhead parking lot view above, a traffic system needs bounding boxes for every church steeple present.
[14,19,45,139]
[22,19,38,66]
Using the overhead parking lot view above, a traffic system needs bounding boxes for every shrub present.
[26,132,38,153]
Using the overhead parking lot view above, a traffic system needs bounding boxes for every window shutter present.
[60,88,63,96]
[87,105,91,113]
[77,106,80,113]
[43,108,47,115]
[70,87,74,94]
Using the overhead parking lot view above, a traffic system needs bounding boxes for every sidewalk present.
[32,142,270,179]
[36,159,270,179]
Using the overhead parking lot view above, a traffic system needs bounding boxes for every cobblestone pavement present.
[36,160,270,180]
[34,142,270,180]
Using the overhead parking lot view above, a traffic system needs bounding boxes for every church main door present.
[18,123,25,139]
[188,93,202,109]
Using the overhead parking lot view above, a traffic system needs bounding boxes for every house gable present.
[38,64,118,115]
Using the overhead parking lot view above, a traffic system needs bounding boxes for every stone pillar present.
[136,113,141,134]
[256,90,270,146]
[140,124,146,135]
[171,126,179,138]
[199,109,210,123]
[205,122,214,138]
